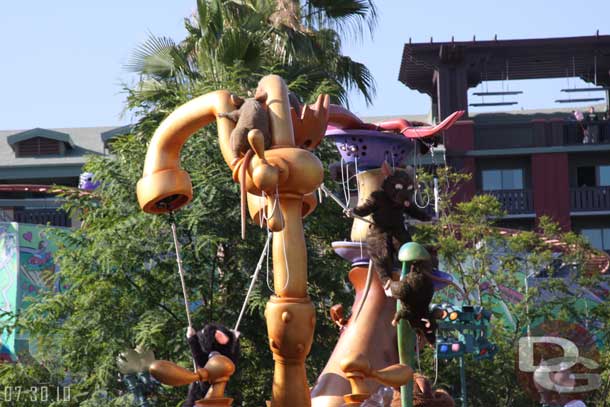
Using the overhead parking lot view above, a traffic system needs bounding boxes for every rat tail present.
[240,150,254,240]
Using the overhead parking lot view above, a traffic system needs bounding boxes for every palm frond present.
[125,34,184,79]
[304,0,377,40]
[334,55,376,106]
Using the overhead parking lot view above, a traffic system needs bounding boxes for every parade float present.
[132,74,609,407]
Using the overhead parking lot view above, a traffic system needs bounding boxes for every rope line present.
[168,214,197,372]
[340,157,350,206]
[260,186,290,295]
[319,184,374,225]
[234,231,272,332]
[169,219,193,328]
[354,157,364,259]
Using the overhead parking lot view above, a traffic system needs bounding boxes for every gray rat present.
[218,92,272,239]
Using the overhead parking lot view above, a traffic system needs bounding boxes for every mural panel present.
[0,222,18,361]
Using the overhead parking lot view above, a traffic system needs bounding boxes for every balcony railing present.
[563,121,610,145]
[13,209,71,227]
[483,189,534,215]
[473,118,610,150]
[570,186,610,212]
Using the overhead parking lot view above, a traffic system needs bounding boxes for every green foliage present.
[124,0,376,108]
[413,167,610,406]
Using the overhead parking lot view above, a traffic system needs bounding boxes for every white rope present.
[280,221,291,292]
[433,177,440,217]
[414,185,430,209]
[340,157,350,206]
[169,220,197,372]
[412,144,431,210]
[234,231,272,332]
[319,184,374,225]
[262,186,290,295]
[266,227,273,293]
[170,222,193,328]
[262,189,280,221]
[354,157,364,259]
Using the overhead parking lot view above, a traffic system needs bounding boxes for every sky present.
[1,0,609,130]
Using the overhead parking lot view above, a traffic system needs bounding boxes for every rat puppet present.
[347,162,431,285]
[346,162,438,343]
[218,92,271,240]
[183,324,240,407]
[385,258,436,344]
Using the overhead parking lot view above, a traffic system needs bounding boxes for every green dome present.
[398,242,430,263]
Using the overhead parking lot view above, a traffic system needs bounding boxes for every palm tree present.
[125,0,376,108]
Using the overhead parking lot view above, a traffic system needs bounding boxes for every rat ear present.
[404,165,416,179]
[381,161,393,178]
[255,91,268,104]
[230,93,245,108]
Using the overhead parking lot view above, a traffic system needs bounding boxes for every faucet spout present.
[136,90,237,213]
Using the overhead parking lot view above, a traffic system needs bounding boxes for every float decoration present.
[135,74,466,407]
[149,354,235,407]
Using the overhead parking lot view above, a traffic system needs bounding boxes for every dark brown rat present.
[350,162,431,323]
[386,260,436,344]
[352,162,431,285]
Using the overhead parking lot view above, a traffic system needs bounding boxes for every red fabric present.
[531,153,571,231]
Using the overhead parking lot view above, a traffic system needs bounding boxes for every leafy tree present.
[413,167,610,407]
[125,0,376,108]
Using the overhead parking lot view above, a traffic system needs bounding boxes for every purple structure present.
[325,128,415,170]
[331,241,370,267]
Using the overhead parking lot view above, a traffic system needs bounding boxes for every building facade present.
[0,125,130,226]
[398,35,610,253]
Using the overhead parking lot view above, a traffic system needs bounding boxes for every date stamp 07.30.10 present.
[0,386,71,404]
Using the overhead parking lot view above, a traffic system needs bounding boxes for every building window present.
[577,166,596,187]
[577,165,610,187]
[16,137,62,157]
[581,228,610,251]
[482,169,524,191]
[599,165,610,187]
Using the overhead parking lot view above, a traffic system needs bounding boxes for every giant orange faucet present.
[136,75,329,407]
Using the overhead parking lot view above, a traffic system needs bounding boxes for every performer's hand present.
[187,326,196,338]
[343,208,353,218]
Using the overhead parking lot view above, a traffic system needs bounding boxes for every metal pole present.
[398,261,414,407]
[459,355,467,407]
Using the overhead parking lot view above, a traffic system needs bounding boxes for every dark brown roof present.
[399,35,610,96]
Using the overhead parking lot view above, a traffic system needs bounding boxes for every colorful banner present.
[0,223,64,361]
[18,224,64,310]
[0,222,19,361]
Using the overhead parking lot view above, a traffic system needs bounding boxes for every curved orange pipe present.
[136,91,236,213]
